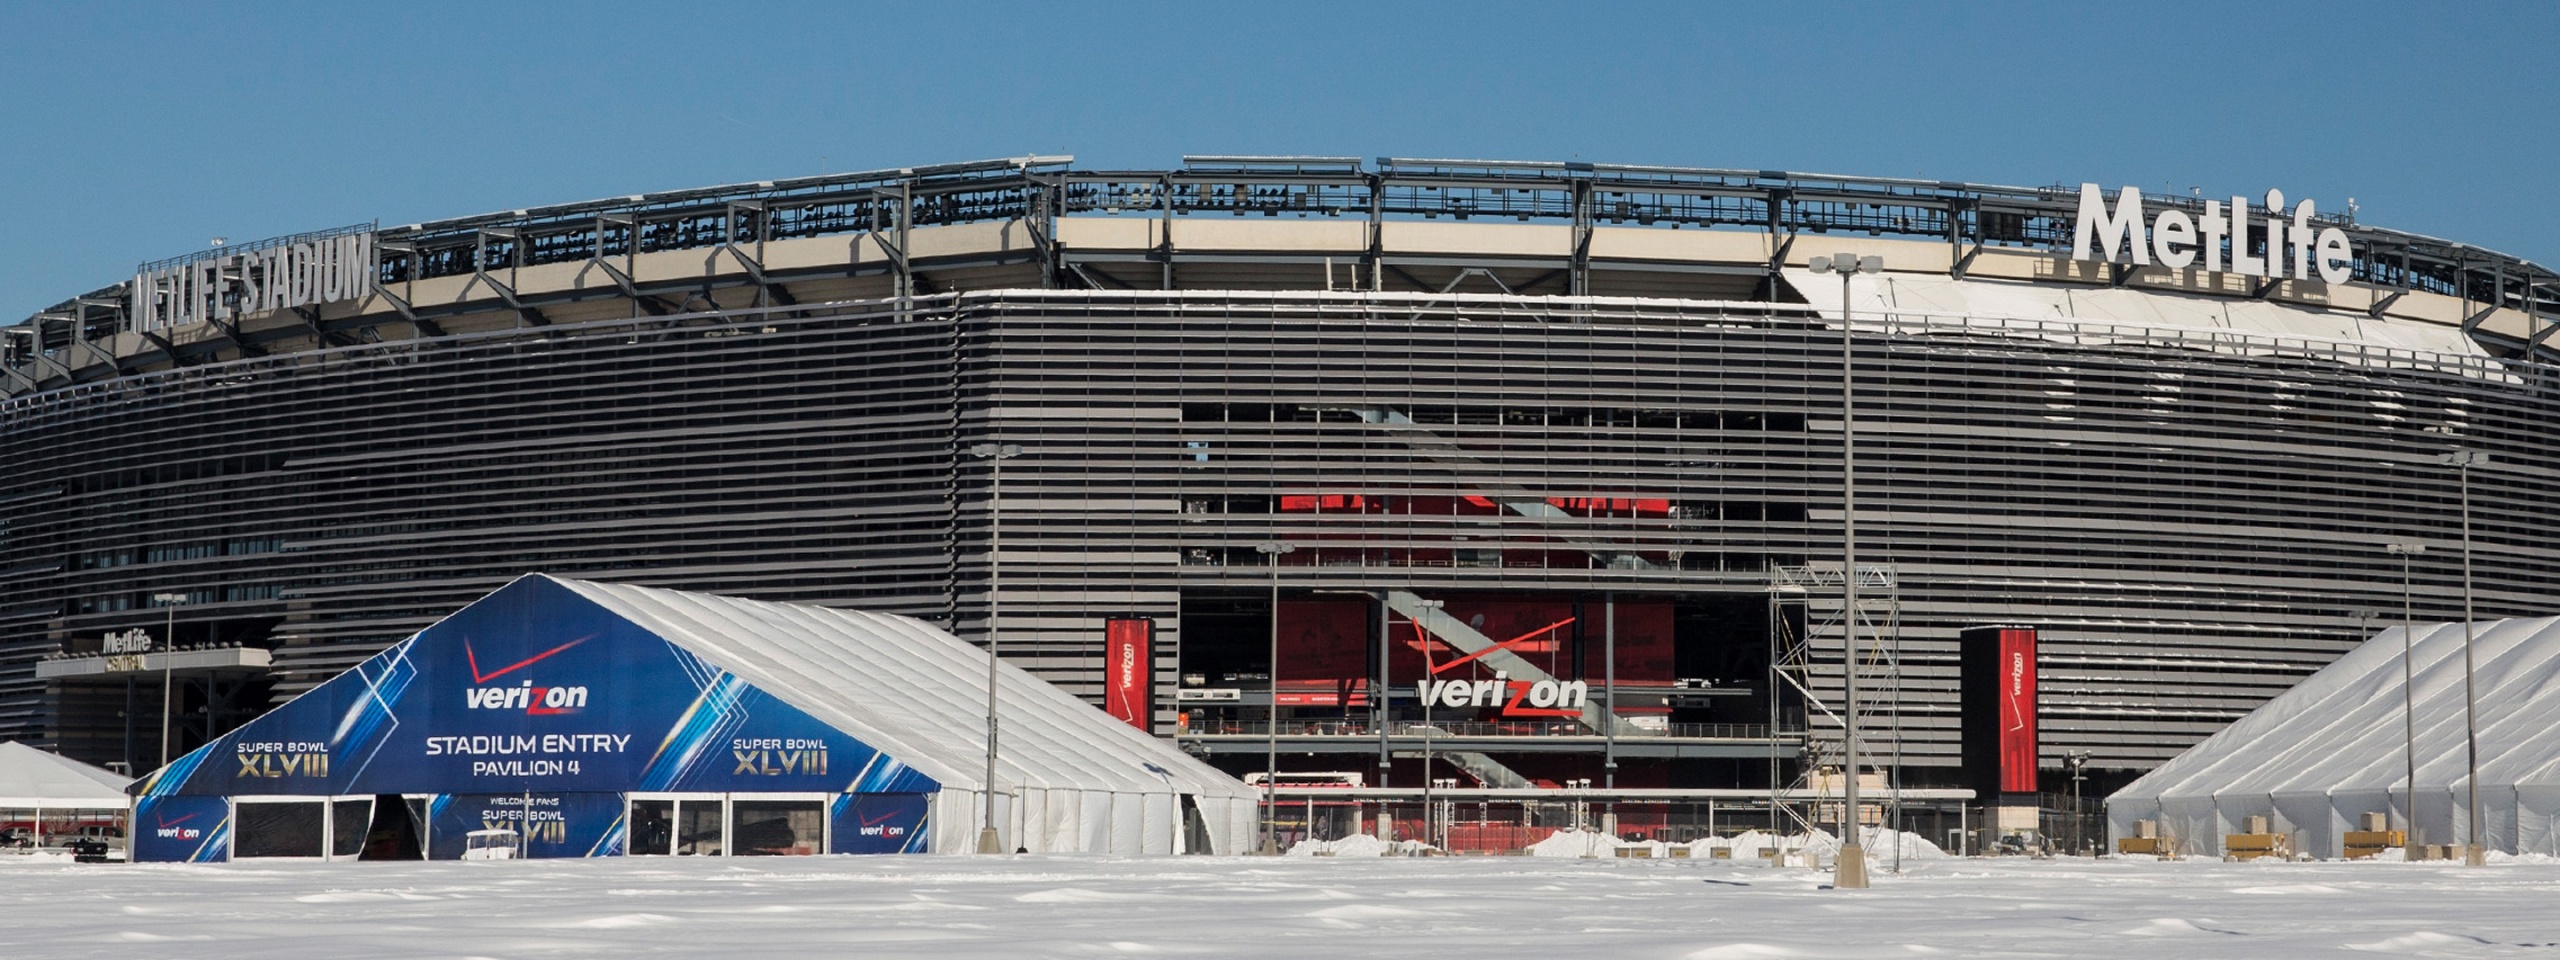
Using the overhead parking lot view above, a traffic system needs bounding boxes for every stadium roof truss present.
[10,155,2560,393]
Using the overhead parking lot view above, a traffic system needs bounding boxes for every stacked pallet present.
[2116,819,2171,857]
[2344,814,2403,859]
[2225,816,2292,861]
[2343,830,2406,858]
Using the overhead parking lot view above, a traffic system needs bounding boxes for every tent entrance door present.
[358,794,425,859]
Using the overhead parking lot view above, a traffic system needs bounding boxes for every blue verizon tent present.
[131,575,1251,861]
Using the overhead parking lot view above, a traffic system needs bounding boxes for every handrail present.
[1176,719,1792,740]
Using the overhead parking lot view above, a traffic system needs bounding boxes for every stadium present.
[6,154,2557,818]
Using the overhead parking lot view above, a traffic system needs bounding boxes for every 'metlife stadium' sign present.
[2073,183,2353,284]
[131,229,375,332]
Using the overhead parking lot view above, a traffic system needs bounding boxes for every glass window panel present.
[628,799,675,856]
[676,800,724,856]
[235,801,325,858]
[331,798,372,858]
[729,800,823,856]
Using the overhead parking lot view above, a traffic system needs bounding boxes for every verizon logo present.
[467,681,589,713]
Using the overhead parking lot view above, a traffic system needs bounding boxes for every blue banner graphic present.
[830,793,930,854]
[131,795,230,863]
[142,575,938,802]
[426,792,626,860]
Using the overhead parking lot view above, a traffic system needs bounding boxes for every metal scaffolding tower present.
[1767,562,1902,849]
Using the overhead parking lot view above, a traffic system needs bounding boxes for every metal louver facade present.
[8,288,2556,780]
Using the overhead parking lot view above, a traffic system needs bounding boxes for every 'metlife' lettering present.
[2072,183,2353,285]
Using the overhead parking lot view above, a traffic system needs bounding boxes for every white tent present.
[0,741,130,809]
[0,740,131,846]
[2108,616,2560,858]
[554,578,1256,856]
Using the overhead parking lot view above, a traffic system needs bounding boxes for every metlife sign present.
[2071,183,2354,284]
[130,228,375,332]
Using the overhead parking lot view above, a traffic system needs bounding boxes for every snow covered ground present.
[5,854,2558,959]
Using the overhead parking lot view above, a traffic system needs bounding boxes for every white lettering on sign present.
[2072,183,2352,285]
[465,680,590,714]
[131,231,376,332]
[425,733,629,756]
[1414,672,1587,716]
[102,629,154,654]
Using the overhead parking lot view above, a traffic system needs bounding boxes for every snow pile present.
[1524,829,1622,858]
[2487,850,2560,865]
[1683,827,1948,863]
[1287,835,1437,857]
[1688,828,1793,861]
[1859,827,1952,862]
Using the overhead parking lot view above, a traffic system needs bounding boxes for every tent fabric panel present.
[2110,616,2560,856]
[557,578,1251,810]
[1110,791,1146,856]
[1140,792,1175,856]
[0,741,134,803]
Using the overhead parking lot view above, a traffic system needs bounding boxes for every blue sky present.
[3,1,2552,320]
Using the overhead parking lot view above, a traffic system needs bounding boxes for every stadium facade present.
[6,155,2558,800]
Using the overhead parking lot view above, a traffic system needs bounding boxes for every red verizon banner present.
[1998,628,2039,794]
[1104,618,1153,729]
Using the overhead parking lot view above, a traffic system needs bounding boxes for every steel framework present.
[11,155,2560,393]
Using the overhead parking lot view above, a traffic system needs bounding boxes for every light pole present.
[2385,541,2426,858]
[2064,750,2090,856]
[969,441,1021,854]
[1254,540,1297,854]
[2439,449,2487,865]
[151,592,188,768]
[1409,597,1444,849]
[1809,251,1880,889]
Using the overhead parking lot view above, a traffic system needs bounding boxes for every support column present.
[1603,593,1616,789]
[1375,592,1391,788]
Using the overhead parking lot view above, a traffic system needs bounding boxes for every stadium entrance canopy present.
[131,575,1250,861]
[2108,616,2560,858]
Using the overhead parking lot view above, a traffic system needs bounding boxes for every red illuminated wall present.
[1960,625,2040,796]
[1104,618,1152,728]
[1996,628,2038,794]
[1270,597,1674,709]
[1276,600,1372,704]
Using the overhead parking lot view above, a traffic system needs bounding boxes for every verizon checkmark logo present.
[857,807,909,838]
[464,636,588,684]
[462,635,593,714]
[153,811,204,840]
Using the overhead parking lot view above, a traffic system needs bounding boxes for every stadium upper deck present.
[7,155,2557,394]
